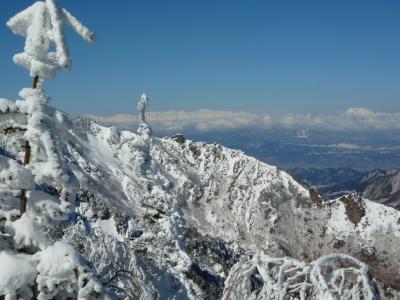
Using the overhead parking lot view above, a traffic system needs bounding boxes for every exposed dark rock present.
[171,134,185,144]
[339,194,365,225]
[185,263,224,299]
[309,188,323,206]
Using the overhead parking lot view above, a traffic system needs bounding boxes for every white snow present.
[94,217,124,242]
[0,157,34,191]
[0,99,17,114]
[327,197,400,239]
[0,251,37,299]
[36,241,108,299]
[8,212,49,250]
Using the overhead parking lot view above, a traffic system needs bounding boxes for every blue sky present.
[0,0,400,115]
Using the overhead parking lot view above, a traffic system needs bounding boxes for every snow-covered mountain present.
[1,1,400,299]
[1,91,400,298]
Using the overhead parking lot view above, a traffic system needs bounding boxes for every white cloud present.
[88,107,400,132]
[329,143,361,150]
[88,109,259,132]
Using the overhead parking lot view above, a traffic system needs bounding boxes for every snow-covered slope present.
[1,94,400,299]
[289,167,400,210]
[361,170,400,210]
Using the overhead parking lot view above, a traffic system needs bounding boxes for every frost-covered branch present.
[7,0,95,81]
[46,0,70,69]
[61,8,96,44]
[222,252,380,300]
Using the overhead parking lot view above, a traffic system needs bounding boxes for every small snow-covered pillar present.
[136,94,152,142]
[137,93,149,124]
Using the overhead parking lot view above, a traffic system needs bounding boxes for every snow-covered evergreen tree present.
[0,2,110,299]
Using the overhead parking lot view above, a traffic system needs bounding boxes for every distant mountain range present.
[90,108,400,171]
[90,119,400,171]
[289,167,400,210]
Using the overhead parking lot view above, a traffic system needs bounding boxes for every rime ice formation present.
[7,0,95,81]
[222,252,379,300]
[136,93,152,143]
[137,93,149,124]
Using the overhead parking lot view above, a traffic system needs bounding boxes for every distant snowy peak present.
[344,107,376,119]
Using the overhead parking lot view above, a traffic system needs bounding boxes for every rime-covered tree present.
[6,0,96,216]
[0,2,110,299]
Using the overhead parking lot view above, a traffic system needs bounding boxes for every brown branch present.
[32,75,39,89]
[20,141,31,215]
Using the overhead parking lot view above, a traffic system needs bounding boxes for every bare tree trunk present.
[19,76,39,215]
[32,75,39,89]
[19,76,38,216]
[23,140,31,165]
[20,191,27,215]
[20,141,31,215]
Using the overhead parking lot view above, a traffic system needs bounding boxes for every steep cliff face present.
[0,105,399,299]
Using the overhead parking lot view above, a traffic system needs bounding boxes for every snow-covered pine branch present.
[7,0,95,82]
